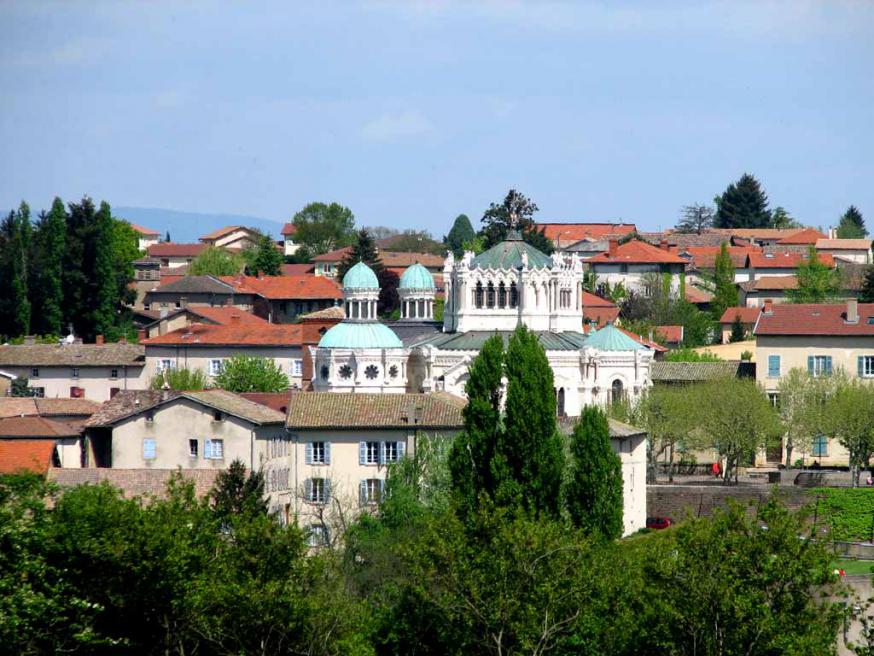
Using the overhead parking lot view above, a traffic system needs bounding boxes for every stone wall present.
[647,484,812,520]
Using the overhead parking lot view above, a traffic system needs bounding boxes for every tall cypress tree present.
[31,198,66,335]
[565,406,623,539]
[63,197,92,337]
[91,201,117,337]
[448,334,505,519]
[836,205,867,239]
[714,173,772,229]
[711,242,739,321]
[0,203,32,337]
[444,214,475,256]
[497,325,565,518]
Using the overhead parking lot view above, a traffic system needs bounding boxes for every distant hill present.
[113,207,284,243]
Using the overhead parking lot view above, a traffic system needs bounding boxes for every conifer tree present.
[91,201,117,337]
[249,233,283,276]
[729,314,746,342]
[31,198,66,335]
[714,173,771,229]
[859,266,874,303]
[444,214,475,256]
[836,205,867,239]
[565,405,623,539]
[498,325,565,518]
[448,334,505,518]
[711,242,738,321]
[0,203,32,337]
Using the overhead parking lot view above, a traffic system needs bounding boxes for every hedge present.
[812,488,874,542]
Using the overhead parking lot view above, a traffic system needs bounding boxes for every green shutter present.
[859,356,864,378]
[807,356,814,374]
[826,356,833,376]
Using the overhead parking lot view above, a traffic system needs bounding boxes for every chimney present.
[763,299,774,315]
[659,239,669,251]
[230,313,240,323]
[118,336,127,344]
[137,329,147,342]
[847,298,859,324]
[608,240,618,257]
[95,335,104,345]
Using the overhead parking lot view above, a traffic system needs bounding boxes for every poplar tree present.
[91,201,117,337]
[714,173,771,229]
[448,334,504,518]
[31,198,66,335]
[498,325,565,518]
[0,203,32,337]
[565,405,623,539]
[711,241,738,320]
[444,214,475,256]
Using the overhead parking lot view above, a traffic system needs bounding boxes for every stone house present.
[129,223,160,251]
[815,239,873,265]
[146,243,208,269]
[281,223,299,256]
[199,225,261,251]
[587,239,687,296]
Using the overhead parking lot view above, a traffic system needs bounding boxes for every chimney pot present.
[95,335,104,345]
[118,336,127,344]
[608,240,618,257]
[763,299,774,315]
[659,239,669,251]
[137,329,147,342]
[847,298,859,324]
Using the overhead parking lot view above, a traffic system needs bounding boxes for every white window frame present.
[365,441,380,465]
[307,478,327,504]
[384,441,399,463]
[311,441,325,464]
[361,478,384,505]
[811,355,831,377]
[862,355,874,378]
[209,359,223,377]
[292,359,303,377]
[306,523,329,547]
[205,438,224,460]
[158,359,173,373]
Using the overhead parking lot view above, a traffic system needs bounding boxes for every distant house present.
[587,239,687,295]
[143,275,257,312]
[719,306,761,343]
[581,291,619,327]
[142,306,268,338]
[738,276,799,307]
[146,243,208,269]
[754,299,874,466]
[281,223,299,256]
[815,238,873,265]
[312,247,444,285]
[536,223,638,253]
[0,415,83,470]
[774,228,828,251]
[713,228,818,248]
[654,325,684,348]
[199,225,261,251]
[735,251,836,283]
[129,223,161,251]
[0,343,146,401]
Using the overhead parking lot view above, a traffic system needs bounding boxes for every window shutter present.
[859,356,864,377]
[324,479,332,502]
[359,480,367,505]
[305,442,313,465]
[379,478,386,496]
[324,442,331,465]
[359,441,366,465]
[379,441,386,465]
[397,441,406,459]
[807,356,814,374]
[304,478,313,502]
[826,356,833,376]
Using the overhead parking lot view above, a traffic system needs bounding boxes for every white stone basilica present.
[312,232,654,417]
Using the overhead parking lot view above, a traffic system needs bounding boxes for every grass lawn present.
[834,558,874,577]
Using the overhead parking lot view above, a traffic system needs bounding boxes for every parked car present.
[646,516,672,530]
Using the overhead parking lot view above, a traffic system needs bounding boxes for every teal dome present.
[583,324,644,351]
[318,322,403,349]
[399,263,436,290]
[342,261,379,289]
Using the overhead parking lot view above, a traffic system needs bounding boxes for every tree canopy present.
[479,188,553,253]
[213,356,289,392]
[674,203,714,234]
[714,173,772,229]
[188,246,244,276]
[444,214,476,256]
[290,201,356,260]
[836,205,867,239]
[338,229,399,315]
[711,241,739,321]
[787,247,842,304]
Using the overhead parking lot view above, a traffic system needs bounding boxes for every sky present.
[2,1,873,237]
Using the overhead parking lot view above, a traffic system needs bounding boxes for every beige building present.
[0,343,146,401]
[586,239,687,296]
[755,299,874,465]
[146,243,208,269]
[281,223,300,256]
[816,238,872,265]
[129,223,160,251]
[199,226,261,251]
[142,306,268,339]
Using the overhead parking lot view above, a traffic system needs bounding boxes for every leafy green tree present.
[214,355,289,392]
[836,205,867,238]
[291,201,356,259]
[565,406,623,538]
[448,334,504,519]
[479,188,553,253]
[498,325,565,518]
[0,202,32,337]
[210,459,268,519]
[663,348,723,362]
[776,368,820,468]
[820,373,874,486]
[729,314,746,342]
[444,214,475,256]
[246,233,283,276]
[787,246,842,303]
[675,203,714,234]
[149,366,208,390]
[714,173,772,229]
[770,206,800,229]
[379,229,445,255]
[338,228,399,315]
[10,377,33,397]
[860,265,874,303]
[711,241,739,321]
[188,245,244,276]
[30,198,66,335]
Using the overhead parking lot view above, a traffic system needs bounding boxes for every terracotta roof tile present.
[588,239,687,265]
[281,263,314,275]
[239,392,293,414]
[141,322,303,346]
[754,302,874,336]
[285,392,465,429]
[186,307,267,325]
[739,276,799,292]
[655,325,684,343]
[147,243,209,258]
[281,222,297,236]
[581,291,617,307]
[128,223,160,236]
[747,251,835,269]
[538,223,637,244]
[237,275,342,300]
[148,275,241,295]
[719,306,762,324]
[199,225,245,241]
[776,228,827,245]
[0,441,56,475]
[0,416,80,438]
[684,285,713,303]
[48,468,221,499]
[680,246,758,269]
[816,239,873,250]
[0,343,145,367]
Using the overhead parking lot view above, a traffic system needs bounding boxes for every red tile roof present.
[581,291,617,307]
[754,302,874,336]
[129,223,160,236]
[816,238,873,250]
[200,225,246,241]
[281,263,314,275]
[187,307,268,325]
[141,322,304,346]
[739,275,799,292]
[655,325,684,343]
[776,228,827,245]
[719,306,761,325]
[617,327,669,352]
[684,285,713,303]
[747,251,835,269]
[587,239,687,265]
[713,228,807,240]
[239,392,293,414]
[236,275,342,300]
[538,223,637,245]
[0,440,56,475]
[311,246,353,262]
[281,222,297,236]
[147,243,208,258]
[0,416,80,438]
[681,245,759,269]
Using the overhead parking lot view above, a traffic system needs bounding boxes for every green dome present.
[471,231,552,270]
[583,324,644,351]
[399,263,436,290]
[342,261,379,289]
[317,322,403,349]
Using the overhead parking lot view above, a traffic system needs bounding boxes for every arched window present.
[557,388,565,417]
[611,379,624,405]
[498,282,507,308]
[510,282,518,308]
[486,282,496,308]
[474,282,484,308]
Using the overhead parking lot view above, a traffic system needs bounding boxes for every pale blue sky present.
[2,1,873,236]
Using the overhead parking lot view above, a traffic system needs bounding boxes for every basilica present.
[311,231,654,417]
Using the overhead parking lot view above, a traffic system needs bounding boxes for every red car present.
[646,516,672,530]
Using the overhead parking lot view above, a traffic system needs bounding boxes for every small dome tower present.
[342,261,380,321]
[398,262,436,321]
